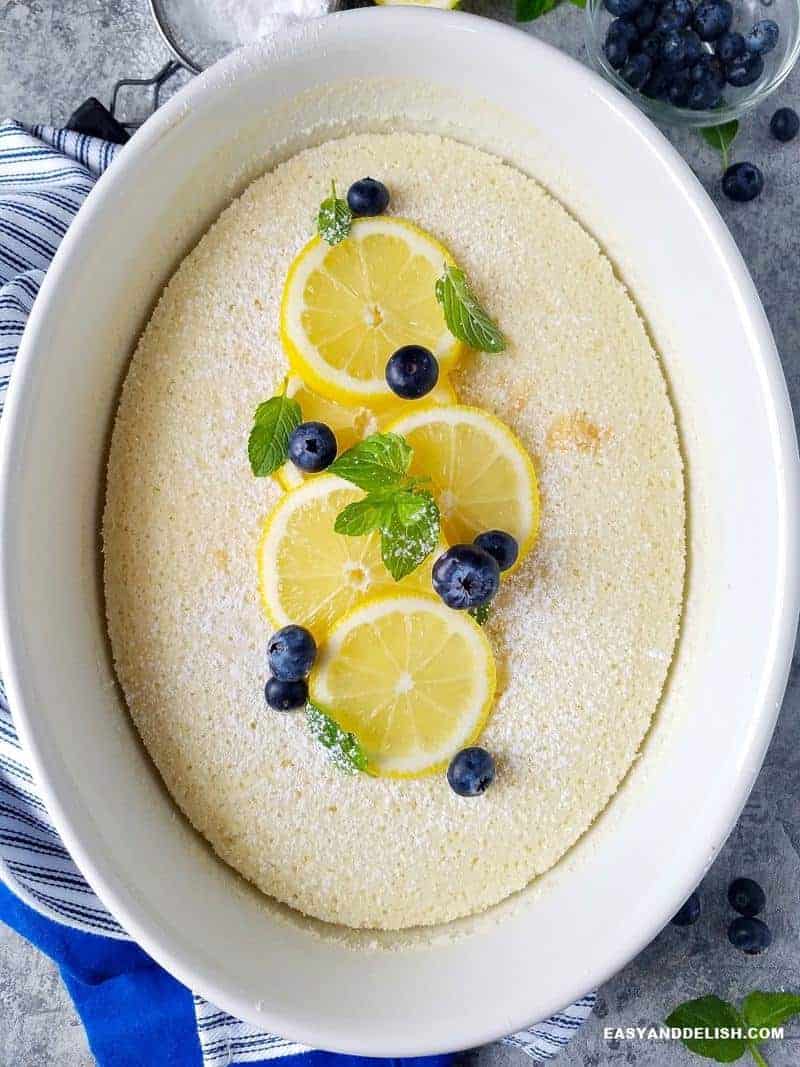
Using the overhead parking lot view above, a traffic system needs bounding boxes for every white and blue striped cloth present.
[0,119,595,1065]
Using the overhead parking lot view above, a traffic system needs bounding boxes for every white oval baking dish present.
[0,7,798,1055]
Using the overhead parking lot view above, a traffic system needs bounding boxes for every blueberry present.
[668,68,693,105]
[640,31,663,58]
[642,63,672,98]
[728,877,766,917]
[692,53,726,88]
[657,0,693,32]
[681,29,705,65]
[634,1,658,33]
[265,676,308,711]
[716,30,745,62]
[447,746,496,797]
[722,161,764,202]
[726,52,764,86]
[661,29,688,67]
[745,19,779,55]
[267,625,316,681]
[346,177,390,217]
[605,35,631,69]
[604,0,644,16]
[728,916,772,954]
[693,0,732,41]
[688,75,722,109]
[385,345,439,400]
[474,530,519,572]
[288,422,337,472]
[770,107,800,142]
[671,890,702,926]
[622,52,653,89]
[432,544,501,610]
[608,16,640,45]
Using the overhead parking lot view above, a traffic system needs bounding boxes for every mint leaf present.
[742,992,800,1031]
[469,604,492,626]
[666,997,748,1063]
[306,701,367,773]
[334,489,397,536]
[569,0,586,6]
[329,432,412,491]
[248,390,301,477]
[435,264,506,353]
[700,120,739,171]
[381,490,440,581]
[317,180,352,246]
[516,0,558,19]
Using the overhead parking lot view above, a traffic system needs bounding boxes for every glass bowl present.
[585,0,800,126]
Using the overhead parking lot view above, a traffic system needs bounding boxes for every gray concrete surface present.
[1,1,799,1064]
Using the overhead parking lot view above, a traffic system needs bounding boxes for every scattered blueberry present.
[716,30,746,62]
[622,52,653,88]
[726,51,764,86]
[447,746,496,797]
[346,177,390,217]
[385,345,439,400]
[771,106,800,142]
[722,161,764,202]
[745,19,779,55]
[671,890,702,926]
[728,877,766,917]
[657,0,694,31]
[267,625,317,682]
[688,75,723,109]
[693,0,732,40]
[604,0,644,17]
[432,544,501,610]
[474,530,520,572]
[605,35,631,69]
[265,676,308,712]
[634,1,658,33]
[728,916,772,954]
[668,68,693,105]
[287,421,337,473]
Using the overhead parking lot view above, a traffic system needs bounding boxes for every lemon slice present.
[276,374,459,490]
[280,217,463,408]
[310,593,495,777]
[385,404,540,570]
[259,475,438,639]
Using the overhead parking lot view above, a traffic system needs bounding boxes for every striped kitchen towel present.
[0,119,596,1067]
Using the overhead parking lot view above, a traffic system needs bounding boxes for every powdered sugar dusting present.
[103,132,685,931]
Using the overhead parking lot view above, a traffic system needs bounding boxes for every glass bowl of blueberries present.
[585,0,800,126]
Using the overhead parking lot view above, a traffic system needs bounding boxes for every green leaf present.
[247,391,301,477]
[329,432,413,491]
[700,120,739,171]
[435,264,506,353]
[380,490,440,581]
[742,992,800,1031]
[334,489,397,536]
[568,0,586,7]
[469,604,492,626]
[306,701,367,774]
[515,0,558,18]
[317,179,352,246]
[665,997,748,1063]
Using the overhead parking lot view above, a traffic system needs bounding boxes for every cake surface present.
[103,132,685,930]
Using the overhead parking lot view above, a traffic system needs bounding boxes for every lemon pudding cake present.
[103,132,685,931]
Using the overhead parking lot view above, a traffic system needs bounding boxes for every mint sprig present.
[469,604,492,626]
[700,120,739,172]
[331,432,440,580]
[247,382,301,477]
[435,263,506,353]
[306,700,367,774]
[317,180,352,246]
[666,991,800,1065]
